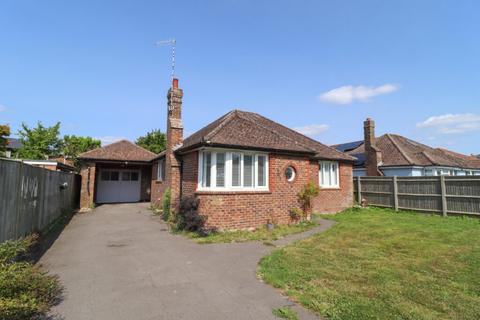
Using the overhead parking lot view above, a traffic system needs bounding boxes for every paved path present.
[39,203,334,320]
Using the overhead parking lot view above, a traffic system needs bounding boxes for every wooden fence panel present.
[354,175,480,216]
[0,159,80,242]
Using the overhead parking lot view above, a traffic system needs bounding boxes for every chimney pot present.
[172,78,179,88]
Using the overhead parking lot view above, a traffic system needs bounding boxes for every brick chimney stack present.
[363,118,383,176]
[166,78,183,212]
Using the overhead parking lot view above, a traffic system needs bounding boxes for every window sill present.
[320,186,341,190]
[155,180,165,184]
[195,190,271,195]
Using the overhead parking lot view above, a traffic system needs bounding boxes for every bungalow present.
[334,118,480,177]
[78,79,355,229]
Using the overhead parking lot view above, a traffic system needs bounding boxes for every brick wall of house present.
[151,160,169,207]
[180,151,353,230]
[311,161,353,213]
[181,152,198,197]
[80,162,96,209]
[140,165,152,201]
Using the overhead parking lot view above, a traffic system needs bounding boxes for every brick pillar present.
[364,118,383,176]
[80,162,96,210]
[166,78,184,212]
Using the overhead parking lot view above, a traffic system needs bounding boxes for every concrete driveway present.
[40,203,332,320]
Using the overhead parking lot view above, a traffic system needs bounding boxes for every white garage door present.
[96,169,141,204]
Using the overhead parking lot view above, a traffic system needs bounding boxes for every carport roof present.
[78,140,156,162]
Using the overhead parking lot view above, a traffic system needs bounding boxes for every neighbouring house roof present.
[178,110,355,161]
[49,156,75,167]
[436,148,480,169]
[331,140,363,153]
[6,138,22,150]
[78,140,157,162]
[335,134,480,169]
[23,159,76,172]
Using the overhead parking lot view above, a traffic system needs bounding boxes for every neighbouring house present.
[334,118,480,177]
[78,79,355,229]
[2,137,22,158]
[22,159,76,172]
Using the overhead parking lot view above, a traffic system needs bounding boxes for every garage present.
[77,140,156,208]
[96,169,141,203]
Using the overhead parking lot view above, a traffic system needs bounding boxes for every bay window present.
[198,150,269,191]
[319,161,339,188]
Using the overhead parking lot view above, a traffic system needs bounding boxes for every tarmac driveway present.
[39,203,331,320]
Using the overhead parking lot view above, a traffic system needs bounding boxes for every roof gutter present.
[78,158,152,165]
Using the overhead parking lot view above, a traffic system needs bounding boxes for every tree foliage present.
[17,122,61,159]
[0,125,10,152]
[135,129,166,154]
[62,135,101,161]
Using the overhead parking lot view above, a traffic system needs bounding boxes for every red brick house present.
[79,79,355,229]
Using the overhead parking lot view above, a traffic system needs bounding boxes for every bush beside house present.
[0,236,61,320]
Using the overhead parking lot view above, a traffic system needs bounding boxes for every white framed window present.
[319,161,339,188]
[198,149,269,191]
[157,159,165,181]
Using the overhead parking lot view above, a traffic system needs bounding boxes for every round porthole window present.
[285,166,296,182]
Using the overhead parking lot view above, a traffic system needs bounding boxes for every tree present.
[0,124,10,152]
[61,135,101,166]
[17,122,62,159]
[135,129,166,154]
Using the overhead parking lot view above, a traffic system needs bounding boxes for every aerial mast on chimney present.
[155,39,177,83]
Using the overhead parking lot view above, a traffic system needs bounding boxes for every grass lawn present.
[258,207,480,320]
[184,221,317,244]
[272,307,299,320]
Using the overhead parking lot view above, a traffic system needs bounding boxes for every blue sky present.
[1,0,479,154]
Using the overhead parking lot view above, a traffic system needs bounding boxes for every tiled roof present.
[78,140,157,162]
[7,138,22,150]
[179,110,355,161]
[435,148,480,169]
[337,134,480,169]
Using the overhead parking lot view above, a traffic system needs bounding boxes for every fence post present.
[393,176,399,211]
[356,177,362,204]
[440,175,447,217]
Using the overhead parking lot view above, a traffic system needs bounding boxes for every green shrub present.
[289,207,304,222]
[168,197,207,233]
[162,188,171,221]
[297,181,320,218]
[178,197,206,232]
[0,263,60,303]
[0,236,36,265]
[0,237,61,320]
[0,297,38,320]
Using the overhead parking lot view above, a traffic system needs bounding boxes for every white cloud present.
[294,124,329,136]
[318,84,399,105]
[0,104,6,112]
[416,113,480,134]
[96,136,127,146]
